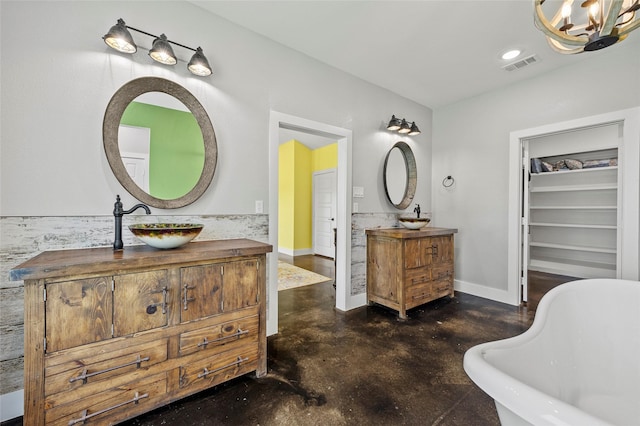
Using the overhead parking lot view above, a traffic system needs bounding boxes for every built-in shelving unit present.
[528,149,618,278]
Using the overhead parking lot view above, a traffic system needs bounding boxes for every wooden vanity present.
[11,239,272,425]
[366,227,457,319]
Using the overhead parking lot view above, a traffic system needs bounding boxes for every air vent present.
[502,54,540,72]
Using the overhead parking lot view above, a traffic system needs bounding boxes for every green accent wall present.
[279,140,337,253]
[121,101,204,200]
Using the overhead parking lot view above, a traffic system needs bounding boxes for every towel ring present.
[442,175,455,188]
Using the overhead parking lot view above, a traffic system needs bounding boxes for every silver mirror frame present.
[103,77,217,209]
[383,141,417,210]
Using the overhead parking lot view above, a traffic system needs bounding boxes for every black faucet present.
[413,203,421,218]
[113,195,151,250]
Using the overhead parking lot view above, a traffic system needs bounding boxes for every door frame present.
[313,168,337,259]
[507,107,640,306]
[268,111,353,336]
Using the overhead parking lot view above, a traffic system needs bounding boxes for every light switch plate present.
[353,186,364,198]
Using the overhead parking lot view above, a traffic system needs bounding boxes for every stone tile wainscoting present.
[0,214,268,410]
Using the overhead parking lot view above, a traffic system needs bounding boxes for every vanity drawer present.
[45,338,168,399]
[179,315,259,357]
[405,282,434,304]
[45,372,167,426]
[405,267,430,287]
[179,344,258,391]
[432,280,453,299]
[431,263,453,281]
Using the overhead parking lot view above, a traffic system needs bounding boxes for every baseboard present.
[346,292,367,311]
[0,389,23,421]
[277,248,314,257]
[454,279,517,306]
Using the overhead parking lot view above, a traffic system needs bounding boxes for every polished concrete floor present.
[3,257,574,426]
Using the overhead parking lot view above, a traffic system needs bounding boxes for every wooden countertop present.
[11,239,273,282]
[365,227,458,239]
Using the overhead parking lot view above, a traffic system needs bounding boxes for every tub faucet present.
[113,195,151,250]
[414,204,421,218]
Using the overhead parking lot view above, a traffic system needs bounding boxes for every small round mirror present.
[383,141,417,209]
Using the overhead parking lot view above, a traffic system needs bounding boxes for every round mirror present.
[383,141,417,209]
[103,77,217,209]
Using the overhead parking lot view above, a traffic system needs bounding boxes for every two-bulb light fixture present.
[386,115,421,136]
[103,18,213,76]
[534,0,640,54]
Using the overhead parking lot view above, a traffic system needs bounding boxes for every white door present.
[313,169,336,258]
[121,152,149,192]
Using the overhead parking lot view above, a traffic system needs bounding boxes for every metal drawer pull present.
[69,355,150,384]
[197,328,249,348]
[197,356,249,379]
[183,283,196,310]
[68,391,149,425]
[149,287,168,314]
[412,292,432,300]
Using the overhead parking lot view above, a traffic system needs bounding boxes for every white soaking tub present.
[464,279,640,426]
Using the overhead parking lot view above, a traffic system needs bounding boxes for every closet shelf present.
[529,222,617,230]
[529,241,616,254]
[530,165,618,176]
[530,183,617,193]
[529,205,617,210]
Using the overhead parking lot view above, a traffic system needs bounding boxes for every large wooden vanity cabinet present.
[11,239,272,425]
[366,227,457,319]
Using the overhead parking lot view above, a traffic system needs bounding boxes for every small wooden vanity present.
[366,227,457,319]
[12,239,271,425]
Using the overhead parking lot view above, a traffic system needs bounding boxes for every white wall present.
[432,38,640,300]
[0,0,432,218]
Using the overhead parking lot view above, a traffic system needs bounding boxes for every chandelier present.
[534,0,640,53]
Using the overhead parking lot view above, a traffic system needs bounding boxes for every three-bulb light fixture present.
[534,0,640,53]
[103,18,213,76]
[386,115,421,136]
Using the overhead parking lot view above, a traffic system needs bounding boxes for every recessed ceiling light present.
[502,49,521,60]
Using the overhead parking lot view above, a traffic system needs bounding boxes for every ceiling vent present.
[502,54,540,72]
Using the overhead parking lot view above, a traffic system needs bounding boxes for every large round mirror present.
[383,141,417,209]
[103,77,217,209]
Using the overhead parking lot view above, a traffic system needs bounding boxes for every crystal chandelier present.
[534,0,640,53]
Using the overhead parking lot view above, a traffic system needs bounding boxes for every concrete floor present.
[3,257,572,426]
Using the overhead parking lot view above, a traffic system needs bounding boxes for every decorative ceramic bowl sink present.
[398,217,431,230]
[129,223,204,249]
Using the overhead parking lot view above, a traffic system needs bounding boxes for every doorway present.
[268,111,353,336]
[507,108,640,306]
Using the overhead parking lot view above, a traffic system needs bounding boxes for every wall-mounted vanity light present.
[103,18,213,77]
[386,115,421,136]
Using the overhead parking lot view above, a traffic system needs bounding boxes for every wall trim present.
[454,279,514,305]
[0,389,23,422]
[277,248,313,257]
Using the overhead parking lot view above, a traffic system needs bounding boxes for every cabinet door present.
[181,264,223,322]
[223,259,259,311]
[113,270,168,337]
[45,277,113,352]
[432,236,454,265]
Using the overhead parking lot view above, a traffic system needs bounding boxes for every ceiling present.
[191,0,639,146]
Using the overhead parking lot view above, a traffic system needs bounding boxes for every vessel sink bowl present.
[129,223,204,249]
[398,217,431,230]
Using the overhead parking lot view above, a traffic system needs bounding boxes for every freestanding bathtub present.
[463,279,640,426]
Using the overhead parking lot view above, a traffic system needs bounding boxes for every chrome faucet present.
[113,195,151,250]
[414,203,421,218]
